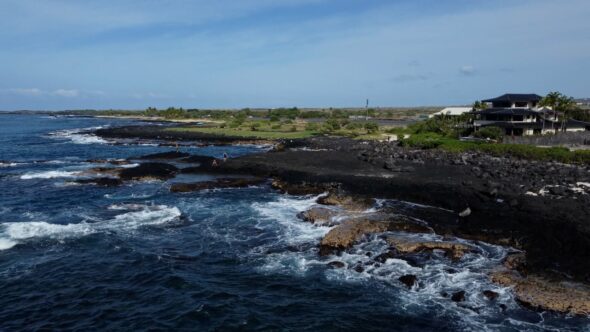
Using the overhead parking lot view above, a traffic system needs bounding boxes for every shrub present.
[290,126,297,132]
[269,115,280,122]
[271,124,282,130]
[473,126,504,141]
[305,122,320,131]
[364,122,379,134]
[324,118,341,131]
[250,122,262,131]
[345,122,363,130]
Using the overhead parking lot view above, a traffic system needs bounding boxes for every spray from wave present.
[0,204,181,251]
[47,126,108,145]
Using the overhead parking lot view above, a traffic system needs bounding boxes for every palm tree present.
[539,91,562,132]
[556,95,576,132]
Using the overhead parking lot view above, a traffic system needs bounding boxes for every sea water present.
[0,114,588,331]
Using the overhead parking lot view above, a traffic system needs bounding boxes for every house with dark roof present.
[471,93,590,136]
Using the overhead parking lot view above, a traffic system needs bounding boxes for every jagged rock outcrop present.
[170,178,264,193]
[386,235,475,260]
[490,271,590,316]
[119,162,178,181]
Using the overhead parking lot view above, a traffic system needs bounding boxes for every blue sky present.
[0,0,589,110]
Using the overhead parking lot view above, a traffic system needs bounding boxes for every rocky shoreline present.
[91,127,590,316]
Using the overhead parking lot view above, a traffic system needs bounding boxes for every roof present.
[471,108,539,116]
[567,119,590,129]
[429,107,472,118]
[482,94,543,103]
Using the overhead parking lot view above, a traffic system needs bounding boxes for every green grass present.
[167,126,318,139]
[400,133,590,165]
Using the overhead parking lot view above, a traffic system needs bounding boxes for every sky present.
[0,0,589,110]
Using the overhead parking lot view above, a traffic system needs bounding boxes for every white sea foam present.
[0,162,27,168]
[0,204,181,250]
[48,126,108,145]
[252,194,330,245]
[20,170,80,180]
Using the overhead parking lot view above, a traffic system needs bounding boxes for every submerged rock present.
[490,271,590,316]
[398,275,417,289]
[386,235,475,260]
[170,178,264,193]
[74,177,122,187]
[451,291,466,302]
[119,162,178,181]
[327,261,345,269]
[482,290,499,301]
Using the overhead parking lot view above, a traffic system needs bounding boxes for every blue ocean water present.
[0,114,588,331]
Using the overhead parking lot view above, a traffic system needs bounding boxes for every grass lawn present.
[167,126,318,139]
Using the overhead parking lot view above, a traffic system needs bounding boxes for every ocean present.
[0,114,588,331]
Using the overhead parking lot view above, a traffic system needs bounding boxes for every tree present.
[472,101,487,110]
[540,91,561,131]
[540,92,577,132]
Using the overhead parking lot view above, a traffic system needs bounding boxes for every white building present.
[429,107,472,118]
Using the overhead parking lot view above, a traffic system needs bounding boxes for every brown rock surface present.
[296,206,341,226]
[319,214,433,254]
[386,235,475,260]
[317,193,376,211]
[490,271,590,316]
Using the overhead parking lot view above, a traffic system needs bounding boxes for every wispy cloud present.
[1,88,99,98]
[459,65,476,76]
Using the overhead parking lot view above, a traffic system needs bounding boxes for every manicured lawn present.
[167,126,318,139]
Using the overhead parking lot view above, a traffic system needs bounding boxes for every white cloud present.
[53,89,79,97]
[4,88,43,96]
[460,65,476,76]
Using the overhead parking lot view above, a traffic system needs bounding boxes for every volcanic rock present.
[398,275,417,288]
[482,290,499,301]
[317,193,376,211]
[327,261,345,269]
[319,214,433,255]
[296,206,340,226]
[271,179,330,196]
[451,291,466,302]
[137,151,190,160]
[170,178,264,193]
[74,177,122,187]
[386,235,475,260]
[490,271,590,315]
[119,162,178,181]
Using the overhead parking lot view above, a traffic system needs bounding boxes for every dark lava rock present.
[374,250,397,263]
[181,155,217,164]
[119,162,178,181]
[271,179,330,196]
[327,261,345,269]
[398,275,417,289]
[74,177,122,187]
[170,178,264,193]
[137,151,190,160]
[483,290,499,301]
[354,265,364,273]
[451,291,466,302]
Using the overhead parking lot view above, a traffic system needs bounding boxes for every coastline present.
[91,124,590,315]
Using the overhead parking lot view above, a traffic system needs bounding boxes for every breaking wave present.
[47,126,108,145]
[0,204,181,251]
[20,170,80,180]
